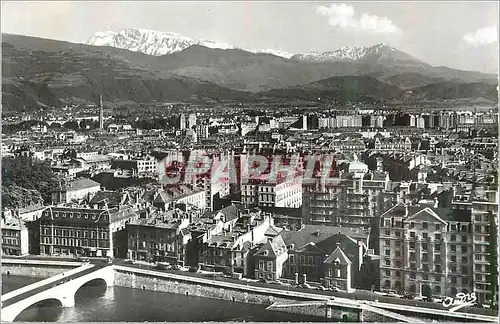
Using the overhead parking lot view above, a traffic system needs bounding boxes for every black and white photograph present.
[0,1,499,323]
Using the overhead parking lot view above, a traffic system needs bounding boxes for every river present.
[2,275,325,322]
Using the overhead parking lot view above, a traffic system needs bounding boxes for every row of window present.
[287,254,323,265]
[41,237,109,248]
[2,238,19,246]
[47,212,107,221]
[2,229,21,237]
[258,260,274,271]
[130,241,175,252]
[45,228,108,239]
[129,232,176,240]
[384,220,471,233]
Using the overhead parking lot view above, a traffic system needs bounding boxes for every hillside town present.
[2,97,498,313]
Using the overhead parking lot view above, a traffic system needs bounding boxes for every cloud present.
[316,3,401,34]
[463,26,498,46]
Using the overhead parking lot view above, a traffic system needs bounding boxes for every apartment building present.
[1,217,29,256]
[198,213,274,275]
[38,205,139,258]
[253,235,288,281]
[127,209,192,265]
[379,202,473,298]
[152,185,207,211]
[241,169,302,208]
[111,157,158,176]
[281,225,370,291]
[471,188,498,306]
[51,178,101,205]
[303,169,390,229]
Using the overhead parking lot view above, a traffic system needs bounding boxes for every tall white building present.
[188,113,197,129]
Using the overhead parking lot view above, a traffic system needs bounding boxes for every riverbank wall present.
[113,266,362,321]
[1,260,78,278]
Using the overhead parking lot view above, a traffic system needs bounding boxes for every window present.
[308,256,313,265]
[385,270,391,276]
[395,231,401,237]
[410,242,415,249]
[267,261,273,271]
[385,259,391,266]
[435,265,441,273]
[451,266,456,273]
[385,239,390,246]
[462,256,468,264]
[461,225,468,232]
[423,233,428,239]
[451,224,457,231]
[410,272,416,279]
[451,255,456,262]
[395,251,401,257]
[410,252,416,260]
[395,261,402,267]
[410,232,416,238]
[435,286,441,294]
[423,264,429,272]
[395,241,401,247]
[435,275,441,282]
[451,245,456,252]
[475,225,481,232]
[422,222,428,229]
[395,271,401,277]
[435,234,441,240]
[451,235,456,242]
[385,250,391,256]
[475,254,482,261]
[461,235,468,243]
[461,246,467,253]
[410,222,415,229]
[259,260,264,270]
[422,253,428,262]
[435,224,441,231]
[435,244,441,252]
[289,254,295,264]
[422,243,428,251]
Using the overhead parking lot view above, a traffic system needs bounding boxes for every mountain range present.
[86,28,294,58]
[2,31,498,112]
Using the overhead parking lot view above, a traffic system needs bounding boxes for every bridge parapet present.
[2,264,94,302]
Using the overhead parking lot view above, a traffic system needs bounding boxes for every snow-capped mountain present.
[249,49,294,59]
[85,29,426,66]
[85,28,293,58]
[85,28,234,56]
[290,43,427,66]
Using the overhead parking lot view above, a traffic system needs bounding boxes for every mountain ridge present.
[1,33,498,112]
[85,28,294,58]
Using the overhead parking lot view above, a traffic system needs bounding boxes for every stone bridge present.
[1,265,114,322]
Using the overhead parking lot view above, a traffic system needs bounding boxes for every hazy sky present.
[2,1,499,73]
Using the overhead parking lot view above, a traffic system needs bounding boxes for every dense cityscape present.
[2,95,499,321]
[1,1,499,323]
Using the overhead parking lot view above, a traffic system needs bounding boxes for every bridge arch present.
[12,298,64,322]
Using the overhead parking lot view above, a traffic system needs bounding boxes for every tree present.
[2,156,61,207]
[63,120,79,130]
